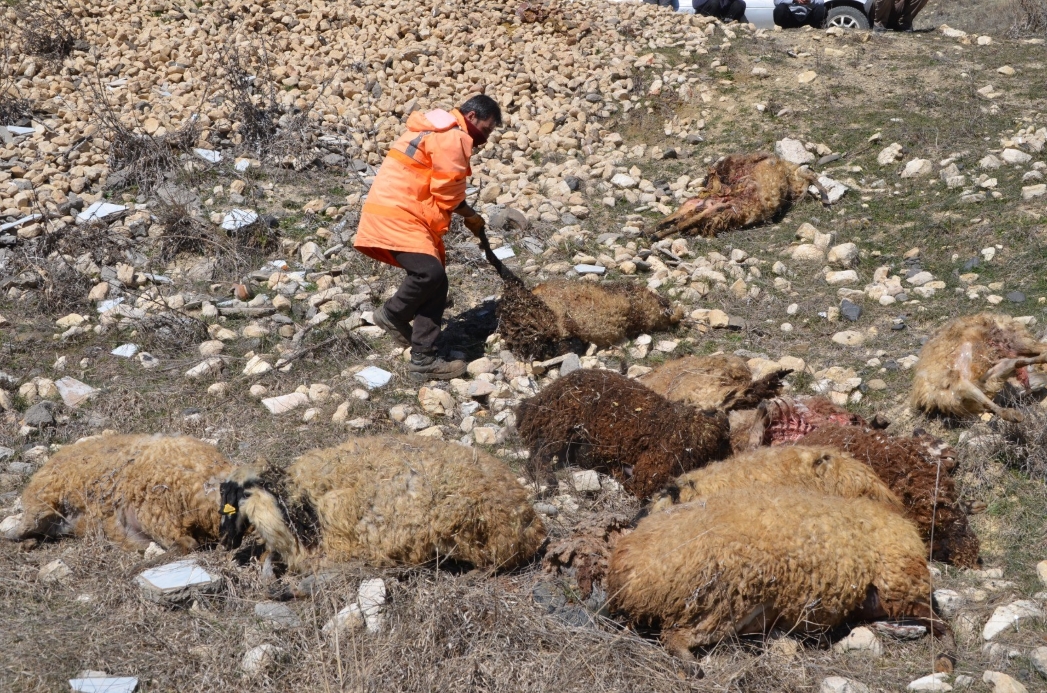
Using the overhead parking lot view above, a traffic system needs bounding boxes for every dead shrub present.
[15,0,82,65]
[0,27,31,124]
[1012,0,1047,33]
[982,400,1047,480]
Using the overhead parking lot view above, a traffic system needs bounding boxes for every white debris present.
[69,676,139,693]
[77,202,127,224]
[261,392,310,414]
[357,578,387,633]
[493,245,516,260]
[54,377,98,407]
[221,209,259,231]
[355,366,393,389]
[574,264,606,275]
[110,344,138,358]
[193,148,222,163]
[137,559,222,603]
[323,603,365,635]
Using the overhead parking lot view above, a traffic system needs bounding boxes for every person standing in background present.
[773,0,826,28]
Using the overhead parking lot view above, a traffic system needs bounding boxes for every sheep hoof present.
[934,653,956,674]
[999,408,1025,423]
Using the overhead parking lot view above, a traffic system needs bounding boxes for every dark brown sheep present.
[797,425,978,568]
[515,369,731,500]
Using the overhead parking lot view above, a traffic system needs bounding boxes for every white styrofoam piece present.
[574,264,606,275]
[69,677,139,693]
[0,213,41,232]
[493,245,515,260]
[354,366,393,390]
[77,202,127,224]
[111,344,138,358]
[137,559,216,593]
[194,148,222,164]
[5,125,35,135]
[96,297,125,313]
[235,159,251,172]
[221,209,258,231]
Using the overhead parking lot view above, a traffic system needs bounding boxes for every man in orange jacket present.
[354,95,501,382]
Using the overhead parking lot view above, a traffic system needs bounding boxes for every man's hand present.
[462,213,486,237]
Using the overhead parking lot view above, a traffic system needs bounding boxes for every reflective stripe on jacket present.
[353,108,472,267]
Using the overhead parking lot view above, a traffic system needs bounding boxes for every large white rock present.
[982,671,1028,693]
[832,626,882,656]
[983,600,1043,640]
[908,673,952,692]
[261,392,310,415]
[572,469,602,493]
[832,330,865,346]
[185,358,223,380]
[354,366,393,390]
[933,589,964,618]
[828,243,859,268]
[791,244,825,261]
[357,578,387,633]
[820,676,871,693]
[775,138,814,165]
[901,159,933,178]
[878,143,904,166]
[241,644,284,676]
[323,603,365,635]
[54,377,99,408]
[1001,148,1032,164]
[825,270,859,286]
[1030,646,1047,678]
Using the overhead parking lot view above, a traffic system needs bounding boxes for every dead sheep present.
[607,488,934,656]
[219,434,546,572]
[911,312,1047,422]
[651,153,828,239]
[648,445,902,514]
[499,279,683,360]
[3,434,232,552]
[515,368,731,499]
[729,395,869,451]
[638,354,790,411]
[797,425,979,568]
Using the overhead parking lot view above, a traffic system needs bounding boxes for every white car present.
[679,0,874,29]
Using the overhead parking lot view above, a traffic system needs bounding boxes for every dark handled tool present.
[474,225,524,287]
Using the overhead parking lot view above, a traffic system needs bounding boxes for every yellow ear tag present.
[223,504,237,515]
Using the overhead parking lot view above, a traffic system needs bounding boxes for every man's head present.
[458,94,502,147]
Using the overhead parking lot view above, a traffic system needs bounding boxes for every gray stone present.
[489,207,529,232]
[775,138,814,165]
[1007,291,1025,303]
[559,353,581,376]
[39,559,72,583]
[254,601,302,628]
[840,299,862,322]
[1030,646,1047,678]
[241,644,284,676]
[0,446,14,461]
[23,401,56,427]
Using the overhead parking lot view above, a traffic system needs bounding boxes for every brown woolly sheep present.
[607,488,934,656]
[651,153,828,239]
[638,354,790,411]
[515,369,732,500]
[219,435,546,572]
[499,279,683,360]
[797,425,978,568]
[648,445,903,514]
[3,434,232,552]
[910,312,1047,422]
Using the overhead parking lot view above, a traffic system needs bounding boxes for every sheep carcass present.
[638,354,790,411]
[729,394,868,451]
[797,425,978,568]
[4,434,232,552]
[608,488,934,656]
[515,368,732,500]
[498,279,682,360]
[648,445,902,514]
[651,153,828,239]
[911,312,1047,422]
[219,435,546,572]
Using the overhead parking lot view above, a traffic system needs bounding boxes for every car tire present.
[825,5,870,29]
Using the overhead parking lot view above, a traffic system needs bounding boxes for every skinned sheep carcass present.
[647,445,903,514]
[515,368,732,500]
[638,354,791,411]
[729,394,869,451]
[911,312,1047,422]
[797,425,978,568]
[608,488,936,657]
[499,279,683,361]
[651,153,829,239]
[3,434,232,552]
[219,435,546,572]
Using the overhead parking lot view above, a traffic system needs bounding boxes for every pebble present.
[820,677,870,693]
[832,626,882,656]
[907,673,951,692]
[241,644,284,676]
[832,330,865,346]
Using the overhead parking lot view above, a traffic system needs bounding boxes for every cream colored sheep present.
[647,445,902,513]
[220,435,546,572]
[3,434,232,552]
[911,312,1047,422]
[608,488,933,657]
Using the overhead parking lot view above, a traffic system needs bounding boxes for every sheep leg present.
[982,354,1047,386]
[951,377,1024,422]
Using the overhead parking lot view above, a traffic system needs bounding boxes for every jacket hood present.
[406,108,465,133]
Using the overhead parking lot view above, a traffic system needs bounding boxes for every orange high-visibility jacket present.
[353,108,473,267]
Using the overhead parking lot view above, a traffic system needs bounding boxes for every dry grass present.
[13,0,82,66]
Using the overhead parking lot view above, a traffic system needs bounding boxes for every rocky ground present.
[2,0,1047,690]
